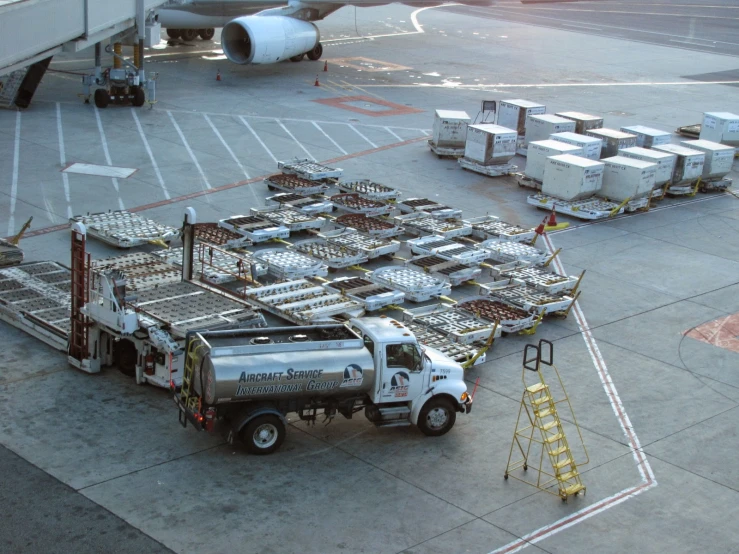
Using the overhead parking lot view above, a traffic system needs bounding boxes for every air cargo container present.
[541,154,604,201]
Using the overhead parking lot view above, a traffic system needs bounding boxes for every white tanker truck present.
[176,316,473,454]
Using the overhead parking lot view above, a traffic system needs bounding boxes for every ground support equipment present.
[322,230,400,260]
[334,213,404,238]
[458,157,517,177]
[265,193,333,215]
[405,255,481,287]
[480,282,575,316]
[396,198,463,219]
[254,249,329,280]
[516,174,543,191]
[153,246,267,284]
[291,238,368,269]
[407,236,488,265]
[428,141,465,158]
[455,297,537,334]
[527,194,624,220]
[505,340,589,502]
[336,179,401,201]
[700,177,732,192]
[219,214,290,243]
[250,206,326,232]
[330,193,393,217]
[465,215,536,243]
[70,210,179,248]
[401,303,502,345]
[368,266,451,302]
[0,262,72,351]
[91,252,181,290]
[265,174,331,195]
[323,276,405,311]
[622,197,650,212]
[490,262,581,295]
[404,321,487,366]
[277,158,343,181]
[394,212,472,238]
[244,279,364,324]
[478,239,549,266]
[193,223,252,248]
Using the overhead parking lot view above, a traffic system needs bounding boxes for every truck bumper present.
[464,398,473,414]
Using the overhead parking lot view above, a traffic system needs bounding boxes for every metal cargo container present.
[653,144,705,185]
[524,114,576,146]
[620,125,672,148]
[432,110,471,148]
[699,112,739,147]
[619,147,677,187]
[555,111,604,134]
[497,99,546,135]
[681,139,735,179]
[524,139,584,182]
[464,124,517,165]
[585,128,638,158]
[550,132,603,160]
[601,156,657,201]
[542,154,604,201]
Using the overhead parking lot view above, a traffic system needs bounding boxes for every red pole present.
[471,377,480,399]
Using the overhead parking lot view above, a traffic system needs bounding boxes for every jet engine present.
[221,16,321,65]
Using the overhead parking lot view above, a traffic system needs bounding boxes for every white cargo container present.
[653,144,705,185]
[555,111,604,134]
[464,124,517,165]
[550,131,603,160]
[541,154,605,201]
[620,125,672,148]
[524,114,576,146]
[699,112,739,147]
[619,147,677,187]
[497,99,546,135]
[524,139,584,182]
[601,156,657,201]
[432,110,470,148]
[682,139,735,179]
[585,128,638,158]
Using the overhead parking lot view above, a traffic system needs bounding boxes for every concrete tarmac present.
[0,4,738,554]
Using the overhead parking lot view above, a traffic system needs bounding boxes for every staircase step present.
[374,420,411,428]
[526,382,548,394]
[553,457,573,470]
[535,408,554,419]
[379,406,411,416]
[532,395,551,406]
[557,470,579,481]
[544,432,563,444]
[548,445,568,457]
[562,483,586,496]
[541,420,560,432]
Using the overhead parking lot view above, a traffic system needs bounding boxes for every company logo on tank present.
[340,364,364,388]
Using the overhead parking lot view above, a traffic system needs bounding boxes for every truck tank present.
[193,326,375,404]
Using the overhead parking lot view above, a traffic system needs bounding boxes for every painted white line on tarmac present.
[312,122,348,155]
[55,103,73,219]
[488,235,657,554]
[8,111,20,236]
[276,119,314,160]
[384,126,403,141]
[94,106,125,211]
[132,109,170,200]
[349,124,378,148]
[167,110,211,190]
[239,116,278,163]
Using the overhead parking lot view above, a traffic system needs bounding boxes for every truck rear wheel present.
[240,414,286,455]
[417,397,456,437]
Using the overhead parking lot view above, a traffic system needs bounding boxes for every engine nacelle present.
[222,16,319,65]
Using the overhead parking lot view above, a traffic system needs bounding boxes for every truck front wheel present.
[240,414,286,455]
[417,398,456,437]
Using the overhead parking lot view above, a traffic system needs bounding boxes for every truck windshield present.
[386,343,422,372]
[363,335,375,360]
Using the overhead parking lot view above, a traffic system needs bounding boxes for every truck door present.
[379,342,425,403]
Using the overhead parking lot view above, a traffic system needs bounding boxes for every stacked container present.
[585,128,637,158]
[432,110,470,148]
[550,132,603,160]
[463,124,518,165]
[619,147,677,188]
[525,140,584,182]
[682,139,735,179]
[555,111,604,134]
[620,125,672,148]
[497,99,546,136]
[600,156,657,201]
[699,112,739,147]
[541,154,605,201]
[524,114,576,146]
[653,144,705,185]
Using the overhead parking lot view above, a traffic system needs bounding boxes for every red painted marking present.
[313,95,424,117]
[685,313,739,354]
[17,136,428,240]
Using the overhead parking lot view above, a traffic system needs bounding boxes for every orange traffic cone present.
[216,70,221,81]
[314,75,320,86]
[547,208,557,227]
[534,216,547,236]
[323,60,328,72]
